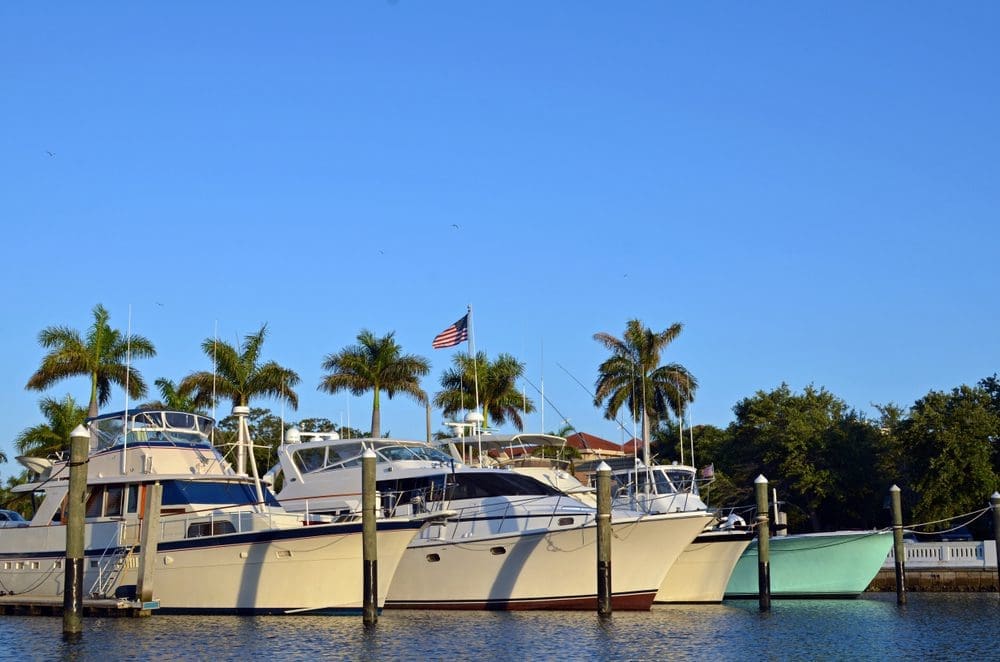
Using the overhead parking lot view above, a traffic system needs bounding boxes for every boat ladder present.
[89,528,137,599]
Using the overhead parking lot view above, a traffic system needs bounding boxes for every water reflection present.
[1,594,996,661]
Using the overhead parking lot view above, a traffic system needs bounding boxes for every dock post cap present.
[71,424,89,439]
[991,492,1000,501]
[595,461,611,472]
[890,485,900,492]
[754,474,768,484]
[362,448,377,459]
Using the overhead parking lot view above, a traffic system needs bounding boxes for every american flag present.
[432,314,469,349]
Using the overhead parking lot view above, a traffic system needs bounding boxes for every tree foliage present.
[891,384,999,529]
[15,394,87,459]
[26,303,156,418]
[180,324,299,415]
[593,319,696,442]
[319,329,429,438]
[433,351,534,430]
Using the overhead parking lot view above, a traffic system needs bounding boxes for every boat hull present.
[0,520,420,614]
[655,529,754,603]
[385,512,714,610]
[724,530,893,599]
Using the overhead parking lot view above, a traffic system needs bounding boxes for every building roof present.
[564,432,622,453]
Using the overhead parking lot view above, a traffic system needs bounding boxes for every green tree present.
[142,377,211,413]
[319,330,430,438]
[434,351,535,430]
[593,319,696,448]
[15,394,88,459]
[893,385,999,530]
[722,384,848,531]
[26,303,157,419]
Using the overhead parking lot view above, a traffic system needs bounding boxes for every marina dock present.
[0,595,158,617]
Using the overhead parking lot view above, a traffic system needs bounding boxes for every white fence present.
[883,541,998,569]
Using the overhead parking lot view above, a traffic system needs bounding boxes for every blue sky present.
[2,3,997,478]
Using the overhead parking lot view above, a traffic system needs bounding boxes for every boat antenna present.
[678,401,685,465]
[121,304,132,473]
[688,401,696,468]
[211,320,218,445]
[520,376,573,435]
[539,339,544,433]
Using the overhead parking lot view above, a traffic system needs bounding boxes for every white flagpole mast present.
[121,304,132,473]
[467,304,483,466]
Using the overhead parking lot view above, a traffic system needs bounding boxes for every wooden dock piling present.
[992,492,1000,595]
[754,475,771,612]
[63,424,90,638]
[362,448,378,627]
[596,461,612,616]
[890,485,906,605]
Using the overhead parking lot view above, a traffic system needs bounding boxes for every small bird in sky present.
[45,150,55,157]
[451,223,460,229]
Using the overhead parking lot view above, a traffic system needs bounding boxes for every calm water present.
[0,594,996,661]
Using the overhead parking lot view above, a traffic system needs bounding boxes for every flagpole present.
[468,305,480,415]
[467,305,483,466]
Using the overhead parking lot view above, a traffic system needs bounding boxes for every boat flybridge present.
[1,408,432,614]
[269,428,714,610]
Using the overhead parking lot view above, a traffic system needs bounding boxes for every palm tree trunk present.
[371,389,381,438]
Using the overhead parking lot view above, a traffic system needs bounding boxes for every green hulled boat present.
[724,530,893,599]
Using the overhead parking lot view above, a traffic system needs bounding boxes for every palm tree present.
[319,330,430,438]
[26,304,157,419]
[142,377,211,414]
[179,324,300,412]
[180,325,299,477]
[593,319,697,450]
[434,351,535,431]
[15,394,88,459]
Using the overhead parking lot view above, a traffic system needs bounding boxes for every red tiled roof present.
[622,437,644,453]
[564,432,622,453]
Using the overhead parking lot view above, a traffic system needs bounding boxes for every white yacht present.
[1,409,428,614]
[270,430,714,610]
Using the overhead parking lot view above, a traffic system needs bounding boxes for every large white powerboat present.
[269,430,714,610]
[1,409,428,614]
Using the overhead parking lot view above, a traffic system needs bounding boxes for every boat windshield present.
[628,469,676,495]
[376,445,453,463]
[665,469,698,495]
[90,410,215,451]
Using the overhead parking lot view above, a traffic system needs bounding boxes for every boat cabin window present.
[83,484,138,518]
[377,472,560,504]
[187,520,237,538]
[161,480,278,507]
[105,486,124,517]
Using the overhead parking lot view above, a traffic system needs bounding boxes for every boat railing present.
[882,540,997,569]
[378,486,591,539]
